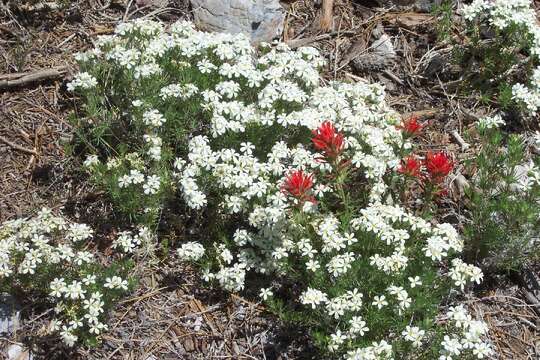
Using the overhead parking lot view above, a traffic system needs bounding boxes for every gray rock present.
[413,0,443,12]
[136,0,168,8]
[7,344,32,360]
[190,0,285,43]
[352,34,396,72]
[383,0,443,12]
[0,294,21,335]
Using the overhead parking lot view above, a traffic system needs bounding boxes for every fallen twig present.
[402,108,440,119]
[0,135,38,156]
[0,66,68,91]
[382,69,404,85]
[319,0,334,32]
[451,130,470,151]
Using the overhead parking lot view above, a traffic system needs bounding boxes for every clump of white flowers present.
[177,241,205,261]
[440,305,493,359]
[67,72,97,92]
[462,0,540,115]
[0,209,135,347]
[112,226,155,258]
[477,114,505,129]
[71,19,493,357]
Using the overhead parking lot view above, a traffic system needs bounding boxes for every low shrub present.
[69,20,493,358]
[463,116,540,272]
[0,209,146,346]
[461,0,540,116]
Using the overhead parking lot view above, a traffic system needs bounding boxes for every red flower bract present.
[425,151,453,182]
[311,121,345,160]
[398,155,422,178]
[282,170,315,203]
[398,116,423,136]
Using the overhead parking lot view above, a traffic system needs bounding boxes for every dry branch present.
[0,66,68,91]
[0,135,38,156]
[319,0,334,32]
[451,130,470,151]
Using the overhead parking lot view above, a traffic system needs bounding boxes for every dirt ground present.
[0,0,539,359]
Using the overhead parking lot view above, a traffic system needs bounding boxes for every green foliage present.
[457,3,540,116]
[432,0,454,42]
[463,126,540,271]
[0,210,136,346]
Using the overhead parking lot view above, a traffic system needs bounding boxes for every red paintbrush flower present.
[425,151,453,182]
[398,155,422,178]
[282,170,315,204]
[397,116,423,137]
[311,121,345,160]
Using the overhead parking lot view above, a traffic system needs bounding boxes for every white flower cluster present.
[67,72,97,92]
[0,208,93,278]
[112,226,153,254]
[440,305,493,359]
[449,258,484,290]
[462,0,540,115]
[160,83,198,100]
[477,114,505,129]
[0,209,131,347]
[177,241,205,261]
[344,340,393,360]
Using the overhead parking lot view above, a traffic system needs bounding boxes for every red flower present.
[398,155,422,178]
[311,121,345,160]
[282,170,315,203]
[398,116,423,136]
[425,151,453,182]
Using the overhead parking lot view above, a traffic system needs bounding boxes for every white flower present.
[83,274,97,285]
[305,259,320,271]
[142,109,166,127]
[49,278,66,298]
[473,342,493,358]
[372,295,388,309]
[83,154,100,168]
[60,327,78,346]
[349,316,369,337]
[477,114,505,129]
[328,330,347,352]
[259,287,273,300]
[65,281,86,300]
[408,276,422,288]
[67,223,93,242]
[441,335,462,356]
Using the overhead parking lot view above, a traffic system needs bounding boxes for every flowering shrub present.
[70,18,323,225]
[0,209,140,346]
[461,0,540,115]
[70,20,493,358]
